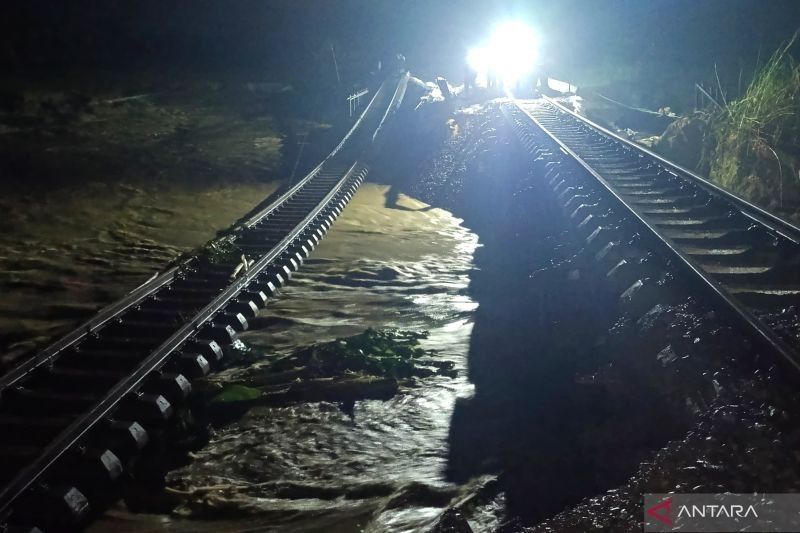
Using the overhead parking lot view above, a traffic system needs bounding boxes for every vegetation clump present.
[198,237,243,264]
[283,328,432,378]
[210,329,454,407]
[702,35,800,211]
[210,384,262,403]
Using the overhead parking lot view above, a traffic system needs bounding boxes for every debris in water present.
[208,328,453,411]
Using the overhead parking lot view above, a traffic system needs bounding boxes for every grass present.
[724,34,800,145]
[703,33,800,210]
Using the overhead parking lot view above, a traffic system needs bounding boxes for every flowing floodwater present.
[0,176,280,369]
[89,182,483,532]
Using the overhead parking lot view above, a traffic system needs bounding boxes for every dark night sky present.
[2,1,799,87]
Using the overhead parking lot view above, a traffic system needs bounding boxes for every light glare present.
[490,21,538,87]
[467,20,539,90]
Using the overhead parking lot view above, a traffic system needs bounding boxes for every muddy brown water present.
[0,177,280,367]
[12,181,488,532]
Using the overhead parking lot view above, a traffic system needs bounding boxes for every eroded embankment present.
[23,86,800,532]
[395,99,800,532]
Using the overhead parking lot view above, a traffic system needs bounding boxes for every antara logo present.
[647,497,674,526]
[647,496,759,527]
[677,504,758,519]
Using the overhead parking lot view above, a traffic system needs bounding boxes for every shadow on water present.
[440,119,616,523]
[376,98,609,521]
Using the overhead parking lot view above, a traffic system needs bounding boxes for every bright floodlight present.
[489,21,538,87]
[467,20,539,90]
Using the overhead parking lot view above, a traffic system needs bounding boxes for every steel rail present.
[0,74,404,518]
[508,99,800,373]
[243,82,387,229]
[0,80,387,392]
[542,95,800,244]
[0,160,364,515]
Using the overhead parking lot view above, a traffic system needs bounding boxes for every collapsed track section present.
[0,73,409,531]
[503,98,800,373]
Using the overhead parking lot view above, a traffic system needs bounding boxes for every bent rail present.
[0,73,407,529]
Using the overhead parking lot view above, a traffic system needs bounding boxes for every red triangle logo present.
[647,497,674,526]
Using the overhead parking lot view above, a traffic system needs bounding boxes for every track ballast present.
[504,97,800,373]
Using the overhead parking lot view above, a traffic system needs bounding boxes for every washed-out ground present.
[6,72,800,533]
[90,183,485,532]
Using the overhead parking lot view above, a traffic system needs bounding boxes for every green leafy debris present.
[210,384,263,403]
[199,238,243,265]
[206,330,448,408]
[274,328,433,379]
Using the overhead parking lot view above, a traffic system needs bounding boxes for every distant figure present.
[395,53,406,73]
[487,66,499,90]
[533,62,550,96]
[370,59,384,79]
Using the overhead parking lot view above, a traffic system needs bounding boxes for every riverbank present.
[563,37,800,221]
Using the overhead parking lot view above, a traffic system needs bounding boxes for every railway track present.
[0,73,408,531]
[503,97,800,374]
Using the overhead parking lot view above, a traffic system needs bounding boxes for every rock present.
[656,344,679,366]
[431,509,474,533]
[654,112,710,170]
